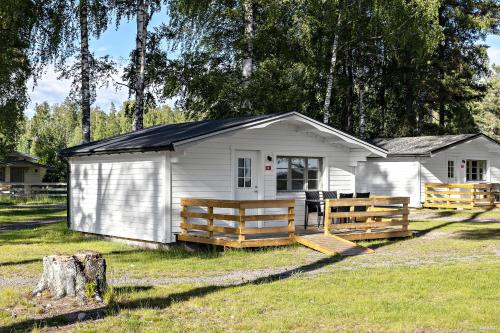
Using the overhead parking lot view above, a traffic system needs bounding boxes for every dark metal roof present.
[60,111,388,157]
[60,112,293,156]
[370,133,498,157]
[1,159,54,170]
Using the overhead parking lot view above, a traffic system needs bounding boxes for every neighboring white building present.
[60,112,387,244]
[0,151,50,184]
[355,134,500,207]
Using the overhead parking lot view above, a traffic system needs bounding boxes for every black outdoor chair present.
[337,193,354,223]
[354,192,370,222]
[320,191,337,228]
[304,191,322,230]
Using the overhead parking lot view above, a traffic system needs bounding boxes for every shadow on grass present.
[0,258,41,267]
[367,206,498,250]
[452,227,500,240]
[0,254,347,331]
[2,207,499,331]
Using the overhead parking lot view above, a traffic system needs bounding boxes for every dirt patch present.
[1,292,106,332]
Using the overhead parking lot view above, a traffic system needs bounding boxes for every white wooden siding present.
[69,152,169,243]
[420,137,500,202]
[171,123,361,233]
[357,136,500,207]
[355,159,421,207]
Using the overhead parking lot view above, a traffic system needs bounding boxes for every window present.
[466,160,487,182]
[237,158,252,188]
[447,160,454,179]
[0,167,4,182]
[10,167,25,183]
[277,157,321,191]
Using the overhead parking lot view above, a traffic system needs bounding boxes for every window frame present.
[237,157,252,188]
[447,160,455,179]
[276,156,322,192]
[465,159,487,182]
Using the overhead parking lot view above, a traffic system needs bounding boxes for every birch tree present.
[242,0,254,83]
[323,1,342,124]
[80,0,91,142]
[132,0,148,131]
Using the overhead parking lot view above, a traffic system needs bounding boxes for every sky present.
[25,13,500,118]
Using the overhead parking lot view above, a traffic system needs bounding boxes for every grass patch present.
[2,262,498,332]
[0,207,66,226]
[0,195,66,206]
[0,208,316,280]
[413,208,500,220]
[0,207,498,332]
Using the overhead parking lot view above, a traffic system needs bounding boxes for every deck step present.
[295,234,373,256]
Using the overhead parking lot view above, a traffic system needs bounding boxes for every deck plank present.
[294,234,373,256]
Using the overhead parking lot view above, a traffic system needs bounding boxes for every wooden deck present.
[177,198,296,248]
[423,183,497,210]
[178,197,413,254]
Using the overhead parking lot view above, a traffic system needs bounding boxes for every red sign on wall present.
[265,165,272,171]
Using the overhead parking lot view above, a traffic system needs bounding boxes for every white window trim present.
[465,159,488,183]
[276,156,322,192]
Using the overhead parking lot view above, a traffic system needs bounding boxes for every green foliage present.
[16,101,185,181]
[474,66,500,140]
[162,0,499,138]
[0,0,35,157]
[84,282,97,299]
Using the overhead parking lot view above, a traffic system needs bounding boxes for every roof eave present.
[59,144,175,157]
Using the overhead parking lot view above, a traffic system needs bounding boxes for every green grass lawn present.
[0,207,66,226]
[0,195,66,207]
[0,207,498,332]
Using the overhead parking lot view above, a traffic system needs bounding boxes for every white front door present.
[235,150,259,200]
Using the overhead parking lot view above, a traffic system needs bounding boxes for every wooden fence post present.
[324,199,330,236]
[402,198,409,231]
[238,207,245,242]
[181,204,187,235]
[207,206,214,238]
[288,203,295,239]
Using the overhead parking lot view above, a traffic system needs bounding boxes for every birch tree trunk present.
[346,48,354,132]
[133,0,147,131]
[242,0,254,83]
[323,5,342,124]
[80,0,91,143]
[359,83,366,139]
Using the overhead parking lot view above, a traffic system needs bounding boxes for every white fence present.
[0,183,67,197]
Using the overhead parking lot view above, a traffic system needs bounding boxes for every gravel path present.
[410,209,500,222]
[2,231,497,289]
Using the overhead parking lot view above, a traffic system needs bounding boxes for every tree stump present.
[32,250,107,302]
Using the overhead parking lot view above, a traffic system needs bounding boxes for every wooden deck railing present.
[0,182,67,197]
[423,183,497,209]
[323,196,411,241]
[178,198,295,248]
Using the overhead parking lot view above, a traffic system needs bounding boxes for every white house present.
[60,112,387,244]
[355,134,500,207]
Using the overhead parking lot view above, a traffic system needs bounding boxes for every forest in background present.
[1,0,499,182]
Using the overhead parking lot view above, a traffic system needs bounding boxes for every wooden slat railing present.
[323,197,410,241]
[178,198,295,248]
[423,183,496,209]
[0,182,67,197]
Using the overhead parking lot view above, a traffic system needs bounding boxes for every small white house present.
[60,112,387,244]
[355,134,500,207]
